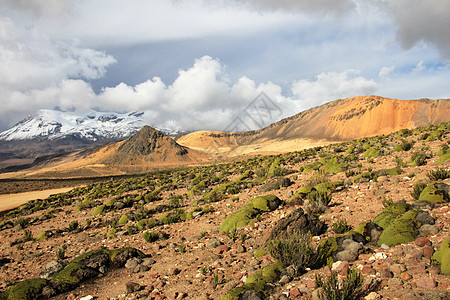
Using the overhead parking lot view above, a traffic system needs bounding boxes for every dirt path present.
[0,187,75,212]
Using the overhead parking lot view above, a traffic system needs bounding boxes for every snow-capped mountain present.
[0,110,150,142]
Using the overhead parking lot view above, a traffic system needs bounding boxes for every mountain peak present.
[110,125,188,164]
[0,110,147,142]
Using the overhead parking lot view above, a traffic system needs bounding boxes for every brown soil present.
[0,124,449,299]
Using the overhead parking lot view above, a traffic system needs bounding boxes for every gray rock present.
[342,239,363,254]
[39,259,68,279]
[134,264,149,273]
[114,202,125,209]
[311,288,325,300]
[267,208,326,241]
[126,281,143,293]
[125,257,142,269]
[240,290,264,300]
[143,258,156,266]
[419,224,439,236]
[206,239,222,248]
[335,249,359,262]
[416,211,435,225]
[279,275,291,284]
[191,211,203,219]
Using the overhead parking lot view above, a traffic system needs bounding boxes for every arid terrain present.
[1,96,449,180]
[0,120,449,299]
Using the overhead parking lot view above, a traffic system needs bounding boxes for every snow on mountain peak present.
[0,110,148,141]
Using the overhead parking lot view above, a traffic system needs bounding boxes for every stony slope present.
[0,122,449,299]
[1,126,206,178]
[177,96,450,155]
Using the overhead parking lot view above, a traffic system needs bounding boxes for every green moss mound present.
[1,278,47,300]
[418,183,449,204]
[254,249,267,258]
[440,236,450,275]
[118,214,128,225]
[373,202,410,229]
[353,172,373,183]
[219,195,281,232]
[363,147,380,158]
[316,236,339,267]
[321,158,348,174]
[436,152,450,164]
[289,186,313,201]
[314,181,343,192]
[377,209,422,246]
[222,262,283,300]
[91,204,105,216]
[432,236,450,275]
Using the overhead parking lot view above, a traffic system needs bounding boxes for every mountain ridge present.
[177,96,450,156]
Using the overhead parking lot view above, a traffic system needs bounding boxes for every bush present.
[411,151,427,166]
[68,221,79,231]
[307,170,329,186]
[14,217,30,228]
[267,232,315,269]
[308,191,332,207]
[411,182,428,200]
[332,220,352,234]
[22,229,34,242]
[315,267,365,300]
[427,167,450,181]
[143,231,159,243]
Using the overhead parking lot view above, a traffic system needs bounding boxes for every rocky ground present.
[0,123,449,299]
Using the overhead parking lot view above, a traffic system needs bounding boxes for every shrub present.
[427,167,450,181]
[315,267,365,300]
[267,232,315,269]
[56,245,67,259]
[308,191,332,207]
[332,220,352,234]
[14,217,30,228]
[411,182,428,200]
[143,231,159,243]
[411,151,427,166]
[68,221,79,232]
[22,229,34,242]
[307,170,329,186]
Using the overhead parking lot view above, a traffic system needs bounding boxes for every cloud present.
[0,0,69,18]
[0,15,116,91]
[379,66,395,79]
[229,0,355,15]
[291,70,378,108]
[0,56,383,132]
[381,0,450,59]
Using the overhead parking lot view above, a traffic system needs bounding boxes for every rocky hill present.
[0,110,183,170]
[177,96,450,156]
[0,121,449,299]
[0,126,206,178]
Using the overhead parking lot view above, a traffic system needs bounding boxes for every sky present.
[0,0,449,132]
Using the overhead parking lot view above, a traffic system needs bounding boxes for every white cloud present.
[0,15,115,91]
[379,66,395,79]
[291,70,378,108]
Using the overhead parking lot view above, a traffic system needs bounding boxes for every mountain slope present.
[5,126,205,178]
[104,126,190,164]
[177,96,450,155]
[0,110,147,141]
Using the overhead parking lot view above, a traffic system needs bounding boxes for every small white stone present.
[80,296,94,300]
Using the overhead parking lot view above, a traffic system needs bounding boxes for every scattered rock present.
[125,257,142,269]
[414,277,437,289]
[415,237,432,247]
[39,259,68,279]
[126,281,144,293]
[267,208,326,241]
[419,224,439,236]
